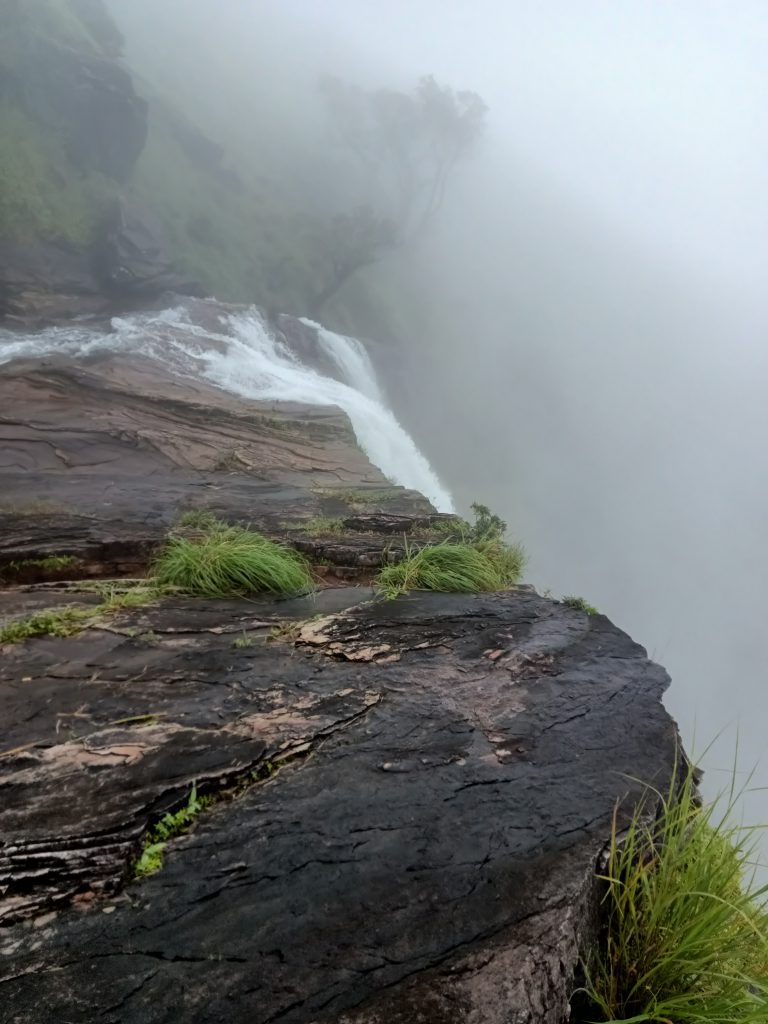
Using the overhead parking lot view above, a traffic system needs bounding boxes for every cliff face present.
[0,299,681,1023]
[0,1,328,321]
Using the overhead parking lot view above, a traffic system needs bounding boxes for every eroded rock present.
[0,589,678,1023]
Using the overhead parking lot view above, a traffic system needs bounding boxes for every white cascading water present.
[0,306,455,511]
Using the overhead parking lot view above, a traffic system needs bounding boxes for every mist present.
[107,0,768,821]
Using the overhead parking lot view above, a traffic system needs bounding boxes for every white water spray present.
[0,306,454,511]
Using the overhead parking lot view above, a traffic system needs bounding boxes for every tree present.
[312,206,397,315]
[312,74,487,312]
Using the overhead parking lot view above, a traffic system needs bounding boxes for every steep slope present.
[0,0,325,318]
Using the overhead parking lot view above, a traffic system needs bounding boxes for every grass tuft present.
[152,524,313,598]
[2,554,77,578]
[375,503,525,599]
[580,762,768,1023]
[375,539,525,600]
[175,509,226,532]
[0,605,92,643]
[0,582,163,645]
[562,595,599,616]
[295,516,346,535]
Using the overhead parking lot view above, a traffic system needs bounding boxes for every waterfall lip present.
[0,301,455,512]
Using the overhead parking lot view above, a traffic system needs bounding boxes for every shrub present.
[152,524,312,598]
[580,763,768,1023]
[468,502,507,541]
[375,540,524,600]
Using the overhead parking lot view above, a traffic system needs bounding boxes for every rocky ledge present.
[1,588,677,1024]
[0,343,437,585]
[0,331,680,1023]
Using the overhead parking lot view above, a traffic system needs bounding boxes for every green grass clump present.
[473,537,527,585]
[133,785,211,880]
[152,524,312,598]
[0,583,162,645]
[375,502,526,600]
[297,516,346,535]
[580,764,768,1023]
[562,595,599,616]
[1,554,77,580]
[175,509,227,531]
[376,540,523,600]
[0,604,92,643]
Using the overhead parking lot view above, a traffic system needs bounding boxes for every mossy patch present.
[0,100,117,245]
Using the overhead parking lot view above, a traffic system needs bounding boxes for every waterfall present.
[0,305,454,512]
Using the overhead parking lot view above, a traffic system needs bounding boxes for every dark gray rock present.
[0,588,678,1023]
[0,240,104,321]
[0,342,431,580]
[97,200,201,297]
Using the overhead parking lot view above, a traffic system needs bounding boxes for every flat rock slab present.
[0,589,678,1024]
[0,350,436,577]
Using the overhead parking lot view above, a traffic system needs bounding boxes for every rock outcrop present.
[0,586,677,1024]
[0,2,201,322]
[12,32,147,182]
[0,327,682,1022]
[0,346,435,582]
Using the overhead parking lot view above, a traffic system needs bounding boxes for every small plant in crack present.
[132,785,211,880]
[233,631,257,649]
[252,760,276,781]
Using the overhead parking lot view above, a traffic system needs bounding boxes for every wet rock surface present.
[0,588,678,1023]
[0,350,434,582]
[0,320,680,1021]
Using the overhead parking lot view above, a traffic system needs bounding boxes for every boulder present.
[0,317,682,1021]
[0,587,678,1023]
[0,337,430,579]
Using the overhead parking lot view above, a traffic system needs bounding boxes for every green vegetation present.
[375,502,526,599]
[132,759,289,881]
[1,554,77,579]
[312,487,403,507]
[562,595,599,616]
[0,605,92,644]
[376,539,524,600]
[268,619,307,644]
[130,101,320,310]
[253,759,276,781]
[233,631,257,649]
[0,99,116,245]
[132,785,211,879]
[580,764,768,1023]
[152,520,312,598]
[175,508,225,531]
[0,583,161,645]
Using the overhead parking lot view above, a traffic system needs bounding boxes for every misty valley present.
[1,3,767,1023]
